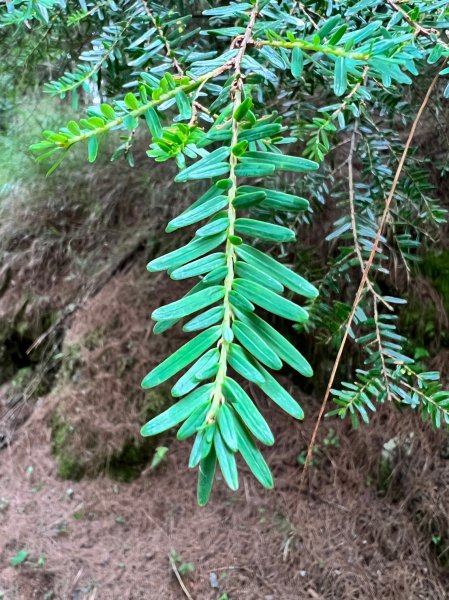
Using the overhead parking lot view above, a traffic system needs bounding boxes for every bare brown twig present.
[233,1,260,77]
[169,554,195,600]
[141,0,184,75]
[385,0,441,41]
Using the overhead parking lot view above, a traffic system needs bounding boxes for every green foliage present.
[4,0,449,504]
[9,549,29,567]
[149,445,168,469]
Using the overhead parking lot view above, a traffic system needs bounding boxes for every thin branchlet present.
[207,1,260,423]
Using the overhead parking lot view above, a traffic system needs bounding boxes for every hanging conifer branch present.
[8,0,448,505]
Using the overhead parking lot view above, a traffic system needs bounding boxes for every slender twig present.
[252,38,370,61]
[46,14,135,96]
[50,5,264,154]
[188,78,210,127]
[328,157,349,178]
[207,1,260,422]
[347,121,391,309]
[385,0,444,44]
[169,554,194,600]
[233,3,260,76]
[141,0,184,75]
[390,372,449,421]
[334,377,374,419]
[373,299,391,401]
[291,1,319,30]
[331,66,368,122]
[122,127,138,160]
[299,64,445,489]
[306,66,368,163]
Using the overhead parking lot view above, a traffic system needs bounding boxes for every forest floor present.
[1,153,449,600]
[0,292,449,600]
[1,385,449,600]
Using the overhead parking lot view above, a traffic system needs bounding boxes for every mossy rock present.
[50,387,172,481]
[143,387,173,421]
[3,366,35,406]
[56,327,125,386]
[107,437,156,482]
[83,326,107,351]
[10,366,33,390]
[107,388,173,482]
[57,343,82,383]
[50,416,86,480]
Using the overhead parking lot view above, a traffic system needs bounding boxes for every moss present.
[10,366,33,390]
[108,438,155,482]
[83,326,106,351]
[50,387,172,482]
[143,387,172,421]
[58,343,82,382]
[108,388,172,482]
[50,416,85,481]
[56,454,85,481]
